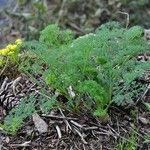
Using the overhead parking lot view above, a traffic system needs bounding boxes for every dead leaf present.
[67,86,75,98]
[32,113,48,134]
[5,137,10,143]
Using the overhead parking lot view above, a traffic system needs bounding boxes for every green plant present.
[115,129,137,150]
[0,93,57,134]
[39,95,58,113]
[144,135,150,144]
[145,102,150,112]
[20,22,150,117]
[0,96,35,134]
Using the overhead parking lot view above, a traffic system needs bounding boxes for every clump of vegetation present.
[0,93,57,134]
[0,96,35,134]
[19,22,149,117]
[115,129,137,150]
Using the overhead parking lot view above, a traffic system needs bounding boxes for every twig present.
[118,11,129,29]
[93,131,112,136]
[0,145,8,150]
[68,22,86,34]
[73,128,88,144]
[116,117,120,135]
[10,141,31,147]
[56,0,67,24]
[34,89,52,100]
[70,120,84,128]
[59,108,72,132]
[55,125,62,139]
[120,126,128,133]
[42,114,78,120]
[135,84,150,104]
[83,126,98,131]
[43,0,48,11]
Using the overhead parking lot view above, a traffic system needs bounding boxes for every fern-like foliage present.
[39,24,73,48]
[20,22,150,117]
[1,94,57,134]
[0,96,35,134]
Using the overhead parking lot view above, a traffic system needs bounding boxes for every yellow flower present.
[6,44,17,50]
[8,51,15,55]
[0,49,5,55]
[11,45,17,51]
[6,44,13,49]
[15,39,22,45]
[0,48,10,55]
[0,39,22,66]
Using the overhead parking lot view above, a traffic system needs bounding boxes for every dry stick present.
[120,126,128,133]
[56,0,67,24]
[10,141,31,147]
[116,117,120,135]
[83,126,99,131]
[91,130,98,139]
[93,130,113,136]
[73,142,80,150]
[42,114,78,120]
[135,84,150,104]
[34,89,52,100]
[89,122,115,136]
[59,108,72,132]
[43,0,48,11]
[70,120,84,128]
[55,125,62,139]
[118,11,129,29]
[73,128,88,145]
[83,144,86,150]
[84,123,116,139]
[0,145,8,150]
[90,125,115,137]
[70,121,99,133]
[68,22,86,34]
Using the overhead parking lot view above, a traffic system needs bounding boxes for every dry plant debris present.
[0,74,150,149]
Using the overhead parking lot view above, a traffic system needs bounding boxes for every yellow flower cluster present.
[0,39,22,56]
[0,39,22,66]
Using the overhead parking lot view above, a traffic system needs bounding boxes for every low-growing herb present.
[20,22,150,117]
